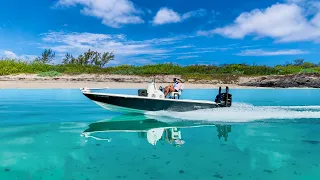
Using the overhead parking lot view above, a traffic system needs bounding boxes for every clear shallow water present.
[0,88,320,180]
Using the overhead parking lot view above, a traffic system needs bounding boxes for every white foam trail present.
[146,103,320,123]
[81,132,112,142]
[279,106,320,109]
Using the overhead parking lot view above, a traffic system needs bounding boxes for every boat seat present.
[170,83,184,99]
[170,90,182,99]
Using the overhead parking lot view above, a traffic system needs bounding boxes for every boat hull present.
[83,93,219,113]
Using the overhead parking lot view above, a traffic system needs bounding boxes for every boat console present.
[138,81,165,99]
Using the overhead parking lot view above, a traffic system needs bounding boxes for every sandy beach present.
[0,74,257,89]
[0,73,318,89]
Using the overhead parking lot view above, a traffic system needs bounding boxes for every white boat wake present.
[145,103,320,123]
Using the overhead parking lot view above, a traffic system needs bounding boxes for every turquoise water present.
[1,89,320,180]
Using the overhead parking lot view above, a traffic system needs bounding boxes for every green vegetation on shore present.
[1,49,320,81]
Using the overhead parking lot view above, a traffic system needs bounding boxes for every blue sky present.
[0,0,319,66]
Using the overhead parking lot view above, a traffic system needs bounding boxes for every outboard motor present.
[215,87,232,107]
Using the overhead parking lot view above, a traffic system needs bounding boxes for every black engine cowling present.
[215,93,232,107]
[214,87,232,107]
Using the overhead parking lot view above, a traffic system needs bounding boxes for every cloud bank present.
[56,0,144,28]
[198,2,320,43]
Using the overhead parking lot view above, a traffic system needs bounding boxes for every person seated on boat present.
[164,78,183,98]
[163,78,177,96]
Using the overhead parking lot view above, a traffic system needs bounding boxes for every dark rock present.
[213,173,223,179]
[179,170,185,174]
[263,169,272,173]
[302,140,320,145]
[4,168,10,172]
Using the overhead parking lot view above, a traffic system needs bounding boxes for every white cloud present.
[196,44,261,51]
[198,2,320,43]
[152,8,181,25]
[175,45,195,49]
[40,31,194,64]
[155,50,216,56]
[181,9,207,20]
[0,50,37,61]
[285,0,305,4]
[236,49,309,56]
[56,0,144,28]
[39,31,216,64]
[3,50,18,59]
[176,55,200,59]
[152,7,206,25]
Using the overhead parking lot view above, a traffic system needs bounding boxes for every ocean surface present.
[0,88,320,180]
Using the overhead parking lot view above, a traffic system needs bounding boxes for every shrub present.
[38,71,61,77]
[1,58,320,79]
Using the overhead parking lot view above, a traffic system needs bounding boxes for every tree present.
[62,53,73,64]
[62,49,114,67]
[35,49,55,64]
[301,62,316,68]
[293,58,304,66]
[285,61,292,66]
[76,49,98,65]
[99,52,114,67]
[82,49,94,65]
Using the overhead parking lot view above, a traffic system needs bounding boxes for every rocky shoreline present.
[240,73,320,88]
[0,73,319,88]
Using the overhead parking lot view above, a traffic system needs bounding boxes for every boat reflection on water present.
[216,124,232,141]
[81,115,232,147]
